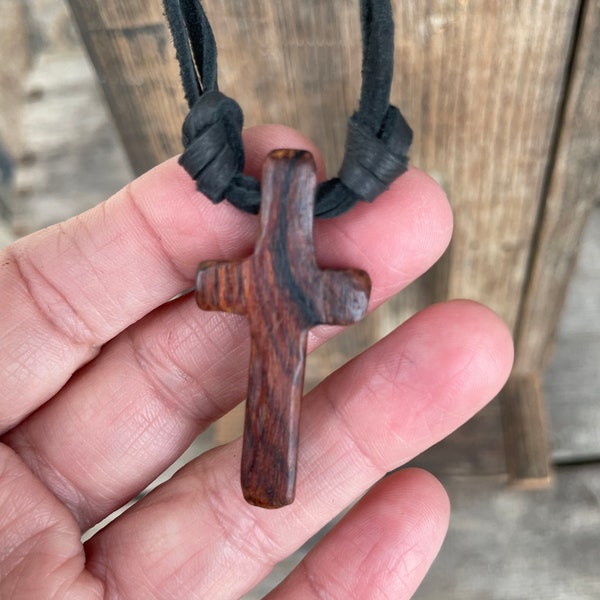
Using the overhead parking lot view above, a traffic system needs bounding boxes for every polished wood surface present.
[196,150,371,508]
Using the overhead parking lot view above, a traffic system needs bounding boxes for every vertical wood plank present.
[514,0,600,375]
[0,0,30,156]
[206,0,362,173]
[209,1,581,325]
[66,0,188,174]
[500,374,552,485]
[194,1,584,450]
[392,1,581,330]
[69,0,583,330]
[501,0,599,482]
[0,0,31,243]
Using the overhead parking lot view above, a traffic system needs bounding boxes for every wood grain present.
[206,0,580,327]
[514,0,600,375]
[0,0,30,160]
[195,150,371,508]
[66,0,188,174]
[502,0,599,481]
[67,0,584,334]
[500,374,552,486]
[0,0,30,239]
[393,2,581,330]
[207,0,583,484]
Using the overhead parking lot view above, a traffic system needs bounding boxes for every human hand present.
[0,125,513,599]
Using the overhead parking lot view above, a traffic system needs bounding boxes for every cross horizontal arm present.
[195,259,247,314]
[315,268,371,325]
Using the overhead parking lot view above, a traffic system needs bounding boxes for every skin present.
[0,125,514,599]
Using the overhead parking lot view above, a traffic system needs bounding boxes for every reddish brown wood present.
[196,149,371,508]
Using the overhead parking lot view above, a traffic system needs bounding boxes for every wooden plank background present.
[515,0,600,376]
[0,0,30,158]
[205,1,578,330]
[202,1,585,464]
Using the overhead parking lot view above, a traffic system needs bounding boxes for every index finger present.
[0,126,325,432]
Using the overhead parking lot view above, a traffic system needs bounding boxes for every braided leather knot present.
[314,105,413,218]
[177,92,412,218]
[340,105,412,200]
[179,91,245,203]
[165,0,413,218]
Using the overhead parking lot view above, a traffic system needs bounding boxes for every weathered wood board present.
[0,0,30,241]
[66,0,581,333]
[13,51,132,236]
[67,0,188,175]
[499,0,599,481]
[544,208,600,461]
[206,2,589,472]
[0,0,30,158]
[204,1,580,329]
[515,0,600,375]
[415,465,600,600]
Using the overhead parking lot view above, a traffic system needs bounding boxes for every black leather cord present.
[163,0,413,218]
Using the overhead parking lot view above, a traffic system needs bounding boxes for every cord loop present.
[180,91,245,203]
[164,0,413,218]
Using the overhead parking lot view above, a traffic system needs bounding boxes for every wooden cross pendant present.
[195,149,371,508]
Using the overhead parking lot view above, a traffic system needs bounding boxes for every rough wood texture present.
[13,51,132,236]
[544,208,600,461]
[195,150,370,508]
[0,0,30,235]
[502,0,599,481]
[213,1,584,485]
[66,0,188,175]
[0,0,30,158]
[500,375,552,486]
[414,465,600,600]
[514,0,600,375]
[207,0,579,327]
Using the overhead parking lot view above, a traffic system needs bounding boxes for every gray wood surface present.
[415,466,600,600]
[66,0,188,175]
[13,50,132,236]
[515,0,600,376]
[544,207,600,461]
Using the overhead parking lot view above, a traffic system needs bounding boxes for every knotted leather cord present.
[163,0,413,218]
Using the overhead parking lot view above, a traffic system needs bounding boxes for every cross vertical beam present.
[196,149,371,508]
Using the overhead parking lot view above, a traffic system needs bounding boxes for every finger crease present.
[301,559,335,600]
[321,382,386,477]
[4,432,89,528]
[123,183,191,288]
[203,467,285,569]
[126,327,205,425]
[7,245,99,351]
